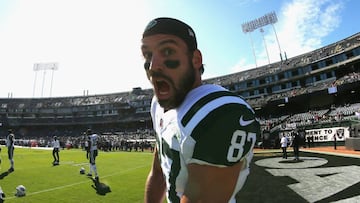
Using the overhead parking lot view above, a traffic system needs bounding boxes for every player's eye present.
[142,51,152,61]
[144,61,150,70]
[163,48,175,57]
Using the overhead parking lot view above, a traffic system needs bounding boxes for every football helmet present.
[15,185,26,197]
[80,167,85,174]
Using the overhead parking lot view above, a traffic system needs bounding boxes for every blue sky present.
[0,0,359,98]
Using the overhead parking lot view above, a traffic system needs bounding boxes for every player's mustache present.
[149,71,172,82]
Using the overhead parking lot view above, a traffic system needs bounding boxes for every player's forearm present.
[144,172,166,203]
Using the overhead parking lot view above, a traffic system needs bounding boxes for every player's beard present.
[158,61,196,110]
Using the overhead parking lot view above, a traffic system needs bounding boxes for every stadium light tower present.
[269,13,283,61]
[242,21,257,67]
[33,63,58,97]
[260,28,271,64]
[242,11,283,65]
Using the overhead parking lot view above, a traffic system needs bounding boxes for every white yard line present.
[4,164,148,200]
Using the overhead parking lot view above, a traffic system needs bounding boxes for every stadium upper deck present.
[1,32,360,137]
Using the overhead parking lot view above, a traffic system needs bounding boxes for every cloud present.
[231,0,344,73]
[280,0,343,55]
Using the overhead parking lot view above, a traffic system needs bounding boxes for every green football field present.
[2,147,359,203]
[0,147,153,203]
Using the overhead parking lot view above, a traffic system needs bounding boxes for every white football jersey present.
[89,134,98,151]
[151,101,187,202]
[6,133,15,147]
[151,84,260,203]
[53,139,60,149]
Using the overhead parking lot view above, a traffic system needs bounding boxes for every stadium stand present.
[1,32,360,149]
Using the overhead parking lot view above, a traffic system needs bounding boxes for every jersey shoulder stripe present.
[179,85,254,129]
[181,90,237,126]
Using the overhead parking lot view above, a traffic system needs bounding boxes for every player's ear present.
[192,49,202,70]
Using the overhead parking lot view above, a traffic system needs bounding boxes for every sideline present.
[0,145,54,150]
[254,147,360,158]
[302,146,360,158]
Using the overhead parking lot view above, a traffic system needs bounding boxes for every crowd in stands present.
[260,102,360,132]
[5,128,156,153]
[246,71,360,109]
[204,32,360,87]
[1,33,360,148]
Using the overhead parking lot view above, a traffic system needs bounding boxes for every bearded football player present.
[142,17,260,203]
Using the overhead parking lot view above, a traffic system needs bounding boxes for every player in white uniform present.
[6,129,15,172]
[52,136,60,165]
[142,17,260,203]
[86,129,99,181]
[84,132,90,160]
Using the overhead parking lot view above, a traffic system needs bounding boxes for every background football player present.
[52,136,60,165]
[86,129,99,182]
[6,129,15,172]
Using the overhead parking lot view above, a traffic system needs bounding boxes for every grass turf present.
[0,147,153,203]
[3,147,359,203]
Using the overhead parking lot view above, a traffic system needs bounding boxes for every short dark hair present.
[143,17,197,51]
[143,17,205,74]
[86,129,92,134]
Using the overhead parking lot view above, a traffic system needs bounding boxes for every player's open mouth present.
[155,79,170,96]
